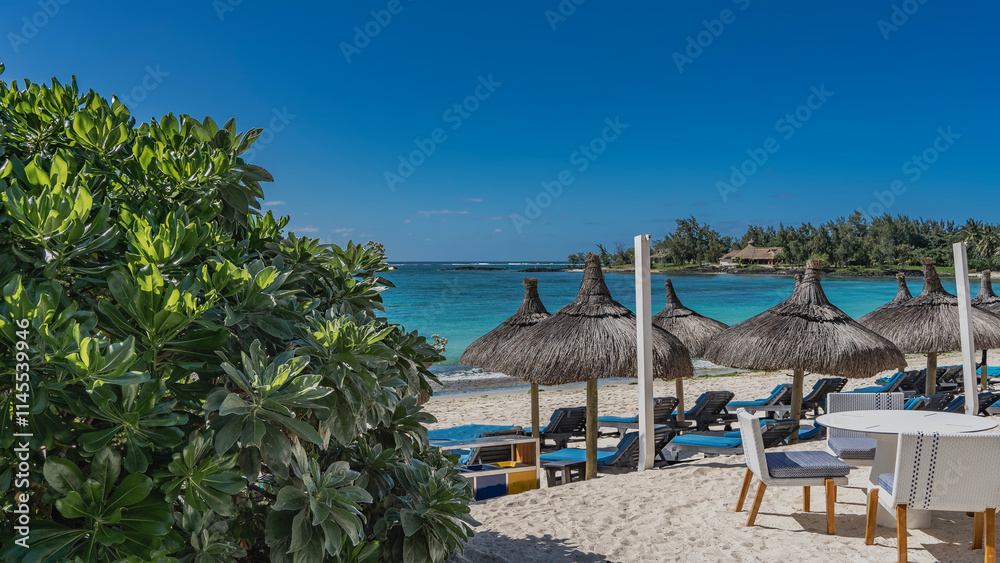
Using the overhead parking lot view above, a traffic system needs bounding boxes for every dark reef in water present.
[441,266,570,272]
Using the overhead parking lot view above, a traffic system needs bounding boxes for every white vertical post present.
[635,233,654,470]
[953,242,978,415]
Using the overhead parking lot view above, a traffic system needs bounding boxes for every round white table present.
[815,410,997,528]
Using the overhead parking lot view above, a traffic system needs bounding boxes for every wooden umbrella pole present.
[788,369,804,445]
[982,350,989,392]
[585,379,598,480]
[530,383,540,439]
[675,376,685,422]
[926,352,938,396]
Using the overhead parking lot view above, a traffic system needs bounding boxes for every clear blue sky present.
[3,1,997,261]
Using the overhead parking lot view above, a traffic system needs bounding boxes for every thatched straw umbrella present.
[651,279,728,419]
[860,258,1000,396]
[482,254,693,479]
[972,270,1000,390]
[703,259,905,442]
[858,273,912,324]
[460,278,551,438]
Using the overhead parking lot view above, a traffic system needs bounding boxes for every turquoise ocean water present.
[381,262,977,383]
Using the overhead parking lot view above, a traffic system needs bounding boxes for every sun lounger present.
[947,392,1000,415]
[597,396,681,435]
[533,406,587,450]
[800,377,847,417]
[904,392,953,411]
[935,366,964,392]
[847,370,920,395]
[428,424,525,464]
[675,390,736,431]
[540,426,675,474]
[662,419,798,462]
[427,424,521,442]
[728,384,792,418]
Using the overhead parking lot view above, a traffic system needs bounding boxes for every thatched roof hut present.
[972,270,1000,314]
[651,279,727,417]
[460,278,551,439]
[858,273,912,324]
[860,259,1000,356]
[970,270,1000,389]
[461,278,551,367]
[483,254,693,478]
[860,258,1000,395]
[651,279,728,357]
[483,255,693,385]
[703,259,905,438]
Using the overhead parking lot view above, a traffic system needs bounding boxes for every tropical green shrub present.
[0,65,476,562]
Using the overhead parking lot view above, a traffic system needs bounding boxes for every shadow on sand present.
[451,532,612,562]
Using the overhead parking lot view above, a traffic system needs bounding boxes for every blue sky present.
[3,1,997,261]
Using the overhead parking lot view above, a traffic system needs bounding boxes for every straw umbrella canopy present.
[972,270,1000,313]
[651,279,728,418]
[482,254,694,479]
[972,270,1000,389]
[703,259,905,441]
[860,258,1000,396]
[858,273,912,324]
[461,278,552,438]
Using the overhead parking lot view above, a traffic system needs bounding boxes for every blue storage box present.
[460,464,507,500]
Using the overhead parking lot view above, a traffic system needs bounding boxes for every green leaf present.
[399,509,423,536]
[273,487,307,511]
[55,491,91,519]
[107,473,153,511]
[43,458,84,496]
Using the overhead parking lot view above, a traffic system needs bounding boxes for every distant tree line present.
[573,213,1000,270]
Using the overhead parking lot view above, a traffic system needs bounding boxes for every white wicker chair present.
[735,409,850,534]
[826,392,904,465]
[865,432,1000,562]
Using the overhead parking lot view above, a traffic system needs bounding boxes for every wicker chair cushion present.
[765,451,851,479]
[879,472,894,494]
[828,437,877,460]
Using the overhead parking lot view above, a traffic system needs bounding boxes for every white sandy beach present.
[428,351,1000,562]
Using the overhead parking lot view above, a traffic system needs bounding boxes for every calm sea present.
[381,262,976,383]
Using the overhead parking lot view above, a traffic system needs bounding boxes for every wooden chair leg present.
[976,512,985,549]
[736,469,753,512]
[897,505,907,563]
[747,482,767,527]
[825,480,836,535]
[986,508,996,563]
[803,486,810,512]
[865,489,879,545]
